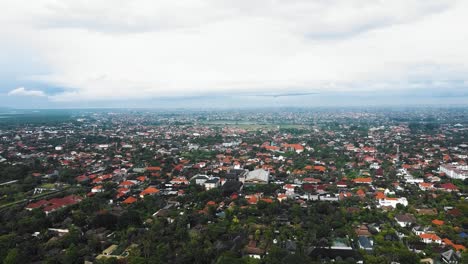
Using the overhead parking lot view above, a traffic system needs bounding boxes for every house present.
[244,169,269,185]
[440,249,462,263]
[27,195,83,215]
[439,164,468,180]
[284,240,297,254]
[146,166,162,172]
[394,214,417,227]
[245,194,260,204]
[336,180,348,188]
[419,233,442,244]
[204,178,220,190]
[116,187,130,198]
[245,240,265,259]
[416,208,438,216]
[191,174,210,185]
[355,225,372,237]
[314,165,326,173]
[277,193,287,202]
[136,176,148,182]
[91,185,104,193]
[75,175,89,183]
[378,197,408,208]
[122,196,138,204]
[283,184,296,194]
[282,143,304,154]
[307,247,362,263]
[439,183,459,192]
[419,182,435,191]
[119,180,136,188]
[358,236,373,251]
[307,238,362,262]
[139,187,160,198]
[303,178,321,184]
[356,189,366,198]
[412,225,435,236]
[25,199,50,211]
[442,238,466,252]
[170,177,189,185]
[353,177,372,184]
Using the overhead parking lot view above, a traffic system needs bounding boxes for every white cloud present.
[8,87,46,97]
[1,0,467,101]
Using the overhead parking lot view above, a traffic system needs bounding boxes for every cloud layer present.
[8,87,46,97]
[1,0,468,103]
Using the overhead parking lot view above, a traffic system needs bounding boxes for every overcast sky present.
[1,0,468,108]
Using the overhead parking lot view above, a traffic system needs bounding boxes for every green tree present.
[3,248,18,264]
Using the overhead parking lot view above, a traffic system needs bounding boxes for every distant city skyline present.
[1,0,468,108]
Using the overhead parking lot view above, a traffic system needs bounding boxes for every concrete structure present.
[204,178,220,190]
[439,164,468,180]
[378,197,408,208]
[244,169,270,185]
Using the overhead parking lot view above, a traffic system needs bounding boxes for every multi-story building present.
[439,164,468,180]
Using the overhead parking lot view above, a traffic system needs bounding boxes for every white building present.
[378,197,408,208]
[204,178,220,190]
[439,164,468,180]
[419,233,442,244]
[191,174,210,185]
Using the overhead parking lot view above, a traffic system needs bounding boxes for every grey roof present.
[441,249,454,261]
[246,169,269,182]
[358,236,373,250]
[395,213,416,223]
[205,178,220,184]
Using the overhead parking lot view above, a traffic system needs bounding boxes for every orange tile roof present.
[136,176,147,182]
[314,166,326,172]
[264,145,280,151]
[123,196,137,204]
[420,182,433,187]
[246,195,258,204]
[354,177,372,183]
[283,143,304,151]
[118,187,129,194]
[443,238,454,246]
[140,187,160,197]
[453,244,466,251]
[375,192,386,199]
[432,219,444,226]
[119,180,135,187]
[356,189,366,197]
[419,233,441,241]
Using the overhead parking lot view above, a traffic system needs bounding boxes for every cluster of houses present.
[1,110,466,262]
[25,195,83,215]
